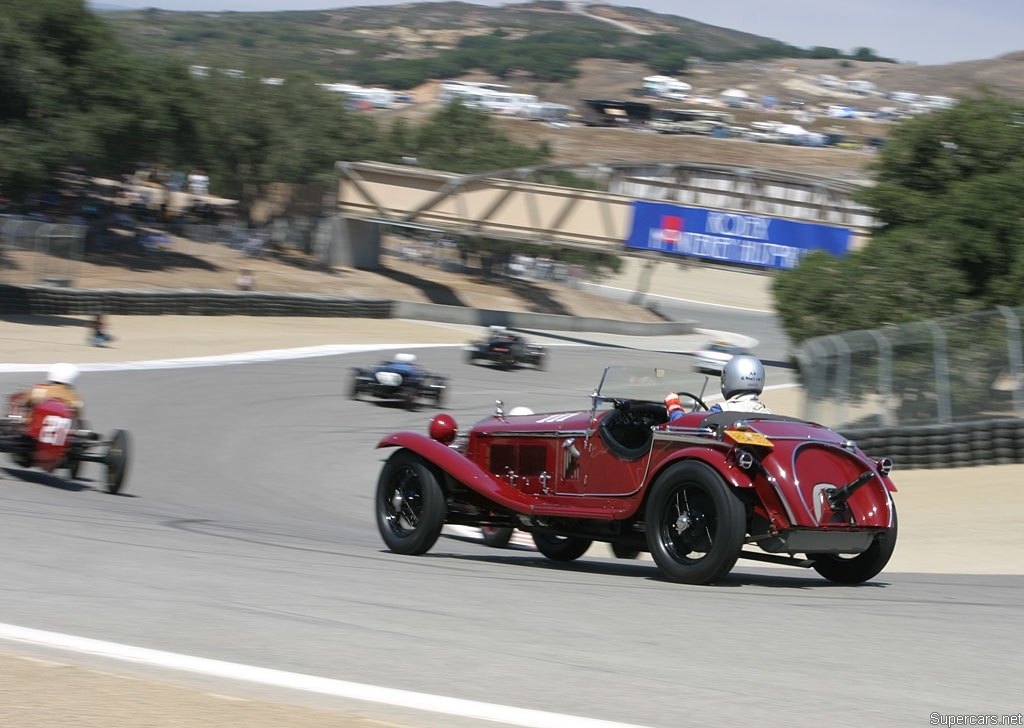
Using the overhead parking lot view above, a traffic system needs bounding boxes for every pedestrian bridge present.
[329,160,876,268]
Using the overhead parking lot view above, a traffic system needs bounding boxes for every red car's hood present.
[472,410,593,435]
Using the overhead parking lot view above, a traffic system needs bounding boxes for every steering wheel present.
[670,391,709,413]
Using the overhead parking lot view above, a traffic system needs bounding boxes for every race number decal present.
[39,415,73,446]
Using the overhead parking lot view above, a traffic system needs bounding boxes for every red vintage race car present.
[374,364,897,585]
[0,394,130,494]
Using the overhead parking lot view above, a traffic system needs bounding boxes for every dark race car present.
[351,353,447,410]
[373,364,898,585]
[465,326,547,369]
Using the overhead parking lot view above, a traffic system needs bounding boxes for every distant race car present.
[465,326,547,369]
[691,340,751,375]
[351,353,447,410]
[0,393,130,494]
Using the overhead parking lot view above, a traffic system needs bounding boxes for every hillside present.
[98,1,779,79]
[89,2,1024,184]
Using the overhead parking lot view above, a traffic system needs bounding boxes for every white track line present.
[0,343,454,373]
[0,623,652,728]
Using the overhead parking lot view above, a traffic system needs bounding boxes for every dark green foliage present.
[381,101,550,174]
[773,95,1024,344]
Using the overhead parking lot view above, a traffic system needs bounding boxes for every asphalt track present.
[1,326,1023,728]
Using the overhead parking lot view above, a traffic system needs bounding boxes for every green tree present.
[773,95,1024,343]
[409,101,551,174]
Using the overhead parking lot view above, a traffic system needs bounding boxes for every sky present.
[89,0,1024,66]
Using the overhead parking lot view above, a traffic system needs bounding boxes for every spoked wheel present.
[531,532,592,562]
[808,506,898,584]
[480,526,514,548]
[375,449,446,555]
[645,461,745,584]
[104,429,130,495]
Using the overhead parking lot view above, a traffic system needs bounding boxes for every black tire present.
[375,449,446,555]
[532,531,592,561]
[481,526,514,548]
[644,461,746,584]
[66,456,81,480]
[611,542,641,559]
[105,429,130,495]
[809,506,898,584]
[349,378,360,400]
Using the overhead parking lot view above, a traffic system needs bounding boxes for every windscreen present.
[596,365,712,405]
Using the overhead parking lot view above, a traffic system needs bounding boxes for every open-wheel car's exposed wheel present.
[375,449,446,555]
[65,456,81,481]
[104,429,130,494]
[349,377,361,400]
[480,526,514,548]
[531,531,592,562]
[645,461,746,584]
[808,506,898,584]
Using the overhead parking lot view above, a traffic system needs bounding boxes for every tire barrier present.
[842,417,1024,470]
[0,285,393,318]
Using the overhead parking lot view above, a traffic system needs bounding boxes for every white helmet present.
[720,355,764,399]
[48,362,81,386]
[508,406,534,416]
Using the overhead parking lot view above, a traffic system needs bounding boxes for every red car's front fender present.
[377,433,540,512]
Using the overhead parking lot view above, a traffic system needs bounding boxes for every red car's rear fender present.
[647,447,795,530]
[377,433,539,511]
[649,447,756,490]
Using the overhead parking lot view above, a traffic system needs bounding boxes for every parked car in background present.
[691,340,751,375]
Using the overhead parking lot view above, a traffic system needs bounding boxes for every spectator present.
[236,268,255,291]
[89,313,114,347]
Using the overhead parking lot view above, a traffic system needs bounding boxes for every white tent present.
[720,88,750,100]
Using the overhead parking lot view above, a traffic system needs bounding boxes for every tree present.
[408,101,551,174]
[773,94,1024,344]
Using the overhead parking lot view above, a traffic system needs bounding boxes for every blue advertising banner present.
[624,201,851,270]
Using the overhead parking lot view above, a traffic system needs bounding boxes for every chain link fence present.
[0,216,86,286]
[794,306,1024,429]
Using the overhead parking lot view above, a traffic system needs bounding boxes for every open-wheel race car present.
[351,353,447,410]
[374,364,898,585]
[1,394,130,494]
[465,326,547,369]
